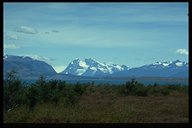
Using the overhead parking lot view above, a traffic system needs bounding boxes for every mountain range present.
[3,54,188,79]
[61,58,188,78]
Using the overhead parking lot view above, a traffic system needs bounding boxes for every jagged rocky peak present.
[61,58,129,76]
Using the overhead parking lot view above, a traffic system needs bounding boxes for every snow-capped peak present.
[151,60,188,68]
[79,60,89,68]
[154,61,162,65]
[61,58,129,76]
[162,61,172,66]
[172,60,186,67]
[61,58,187,77]
[85,58,97,64]
[175,62,183,67]
[154,61,172,66]
[173,60,181,63]
[3,53,8,59]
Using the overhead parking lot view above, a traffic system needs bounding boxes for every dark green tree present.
[4,69,24,111]
[74,82,84,96]
[35,75,49,103]
[26,85,38,111]
[124,78,137,95]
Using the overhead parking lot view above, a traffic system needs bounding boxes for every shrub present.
[74,82,84,96]
[65,89,79,106]
[26,85,39,111]
[160,88,170,96]
[119,78,148,96]
[133,85,148,96]
[4,70,25,111]
[49,89,59,105]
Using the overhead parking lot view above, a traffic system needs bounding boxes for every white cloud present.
[23,54,51,61]
[6,34,18,40]
[4,44,19,49]
[16,26,38,34]
[175,49,188,56]
[52,65,66,73]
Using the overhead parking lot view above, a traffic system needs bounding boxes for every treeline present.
[3,70,88,112]
[3,70,188,112]
[118,79,188,96]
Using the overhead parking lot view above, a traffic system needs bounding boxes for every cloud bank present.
[4,44,19,49]
[6,34,18,40]
[175,49,188,56]
[16,26,38,34]
[23,54,54,62]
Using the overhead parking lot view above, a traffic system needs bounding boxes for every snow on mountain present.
[115,60,188,77]
[61,58,188,77]
[145,60,188,69]
[175,62,183,67]
[3,53,8,59]
[166,60,188,69]
[61,58,129,76]
[3,54,188,78]
[63,58,88,75]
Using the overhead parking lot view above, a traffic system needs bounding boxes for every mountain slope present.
[3,54,57,79]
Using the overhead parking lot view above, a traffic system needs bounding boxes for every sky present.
[4,2,188,73]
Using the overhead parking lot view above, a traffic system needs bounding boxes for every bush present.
[26,85,39,111]
[4,70,25,111]
[65,89,80,106]
[133,85,148,96]
[74,82,83,95]
[160,88,170,96]
[119,78,148,96]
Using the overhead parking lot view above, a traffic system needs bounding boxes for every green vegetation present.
[3,70,188,123]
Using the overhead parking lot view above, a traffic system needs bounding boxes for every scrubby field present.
[3,71,188,123]
[4,91,188,123]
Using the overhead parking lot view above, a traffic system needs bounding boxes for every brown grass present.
[4,90,188,123]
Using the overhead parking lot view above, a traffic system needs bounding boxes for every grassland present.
[4,84,188,123]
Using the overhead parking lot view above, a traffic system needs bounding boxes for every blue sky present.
[4,3,188,73]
